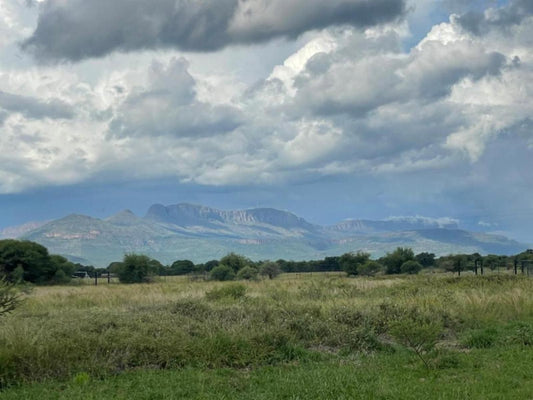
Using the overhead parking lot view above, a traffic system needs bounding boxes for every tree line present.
[2,239,533,285]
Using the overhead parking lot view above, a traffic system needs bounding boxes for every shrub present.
[340,251,370,276]
[0,240,75,284]
[400,260,422,275]
[11,266,25,283]
[237,266,259,280]
[210,265,236,281]
[463,328,498,349]
[381,247,415,275]
[219,253,250,272]
[170,260,195,275]
[357,260,383,276]
[0,279,20,317]
[259,262,281,280]
[415,252,436,268]
[205,283,247,301]
[387,306,443,369]
[117,254,159,283]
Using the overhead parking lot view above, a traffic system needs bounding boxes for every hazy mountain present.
[0,220,50,239]
[327,216,459,234]
[15,203,527,266]
[144,203,320,238]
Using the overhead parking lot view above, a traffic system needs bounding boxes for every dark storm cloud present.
[21,0,407,62]
[0,90,75,121]
[453,0,533,35]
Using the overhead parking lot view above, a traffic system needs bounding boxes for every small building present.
[72,271,90,279]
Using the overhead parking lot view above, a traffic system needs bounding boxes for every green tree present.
[107,261,124,274]
[236,266,259,280]
[210,265,235,281]
[117,254,159,283]
[219,253,250,272]
[50,255,76,284]
[170,260,195,275]
[441,254,468,276]
[340,251,371,276]
[400,260,423,275]
[483,254,502,271]
[203,260,219,272]
[415,252,436,268]
[0,240,53,283]
[357,260,383,276]
[0,240,74,284]
[259,261,281,280]
[11,265,25,283]
[380,247,415,275]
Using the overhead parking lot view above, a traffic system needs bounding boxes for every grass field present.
[1,272,533,398]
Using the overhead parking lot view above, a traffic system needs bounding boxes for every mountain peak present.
[13,203,526,267]
[144,203,316,230]
[106,209,139,225]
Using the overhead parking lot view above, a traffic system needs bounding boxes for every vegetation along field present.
[2,265,533,398]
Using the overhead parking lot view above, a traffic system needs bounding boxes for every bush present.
[463,328,498,349]
[415,252,436,268]
[170,260,195,275]
[210,265,236,281]
[0,279,20,317]
[117,254,159,283]
[387,306,443,369]
[260,262,281,280]
[237,266,259,280]
[219,253,250,272]
[381,247,415,275]
[400,260,422,275]
[205,284,247,301]
[357,260,383,276]
[0,240,75,284]
[340,251,370,276]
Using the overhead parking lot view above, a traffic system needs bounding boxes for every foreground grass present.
[3,348,533,399]
[1,272,533,397]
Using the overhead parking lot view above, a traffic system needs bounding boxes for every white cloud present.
[0,0,531,199]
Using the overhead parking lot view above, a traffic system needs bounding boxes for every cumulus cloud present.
[0,0,531,201]
[108,58,243,138]
[292,35,506,117]
[21,0,407,62]
[0,90,74,122]
[452,0,533,35]
[0,0,29,47]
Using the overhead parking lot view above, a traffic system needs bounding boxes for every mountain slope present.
[17,203,527,266]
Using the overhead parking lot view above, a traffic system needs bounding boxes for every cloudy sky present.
[0,0,532,242]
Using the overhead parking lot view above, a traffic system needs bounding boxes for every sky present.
[0,0,532,243]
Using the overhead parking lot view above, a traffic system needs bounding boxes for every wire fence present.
[72,261,533,286]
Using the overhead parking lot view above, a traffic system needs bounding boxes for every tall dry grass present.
[1,273,532,386]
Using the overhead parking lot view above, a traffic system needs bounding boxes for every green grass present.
[3,348,533,399]
[1,273,533,397]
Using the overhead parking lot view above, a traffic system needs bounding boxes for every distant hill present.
[10,203,526,266]
[0,220,50,239]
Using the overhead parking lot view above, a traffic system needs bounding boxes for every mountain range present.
[2,203,526,266]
